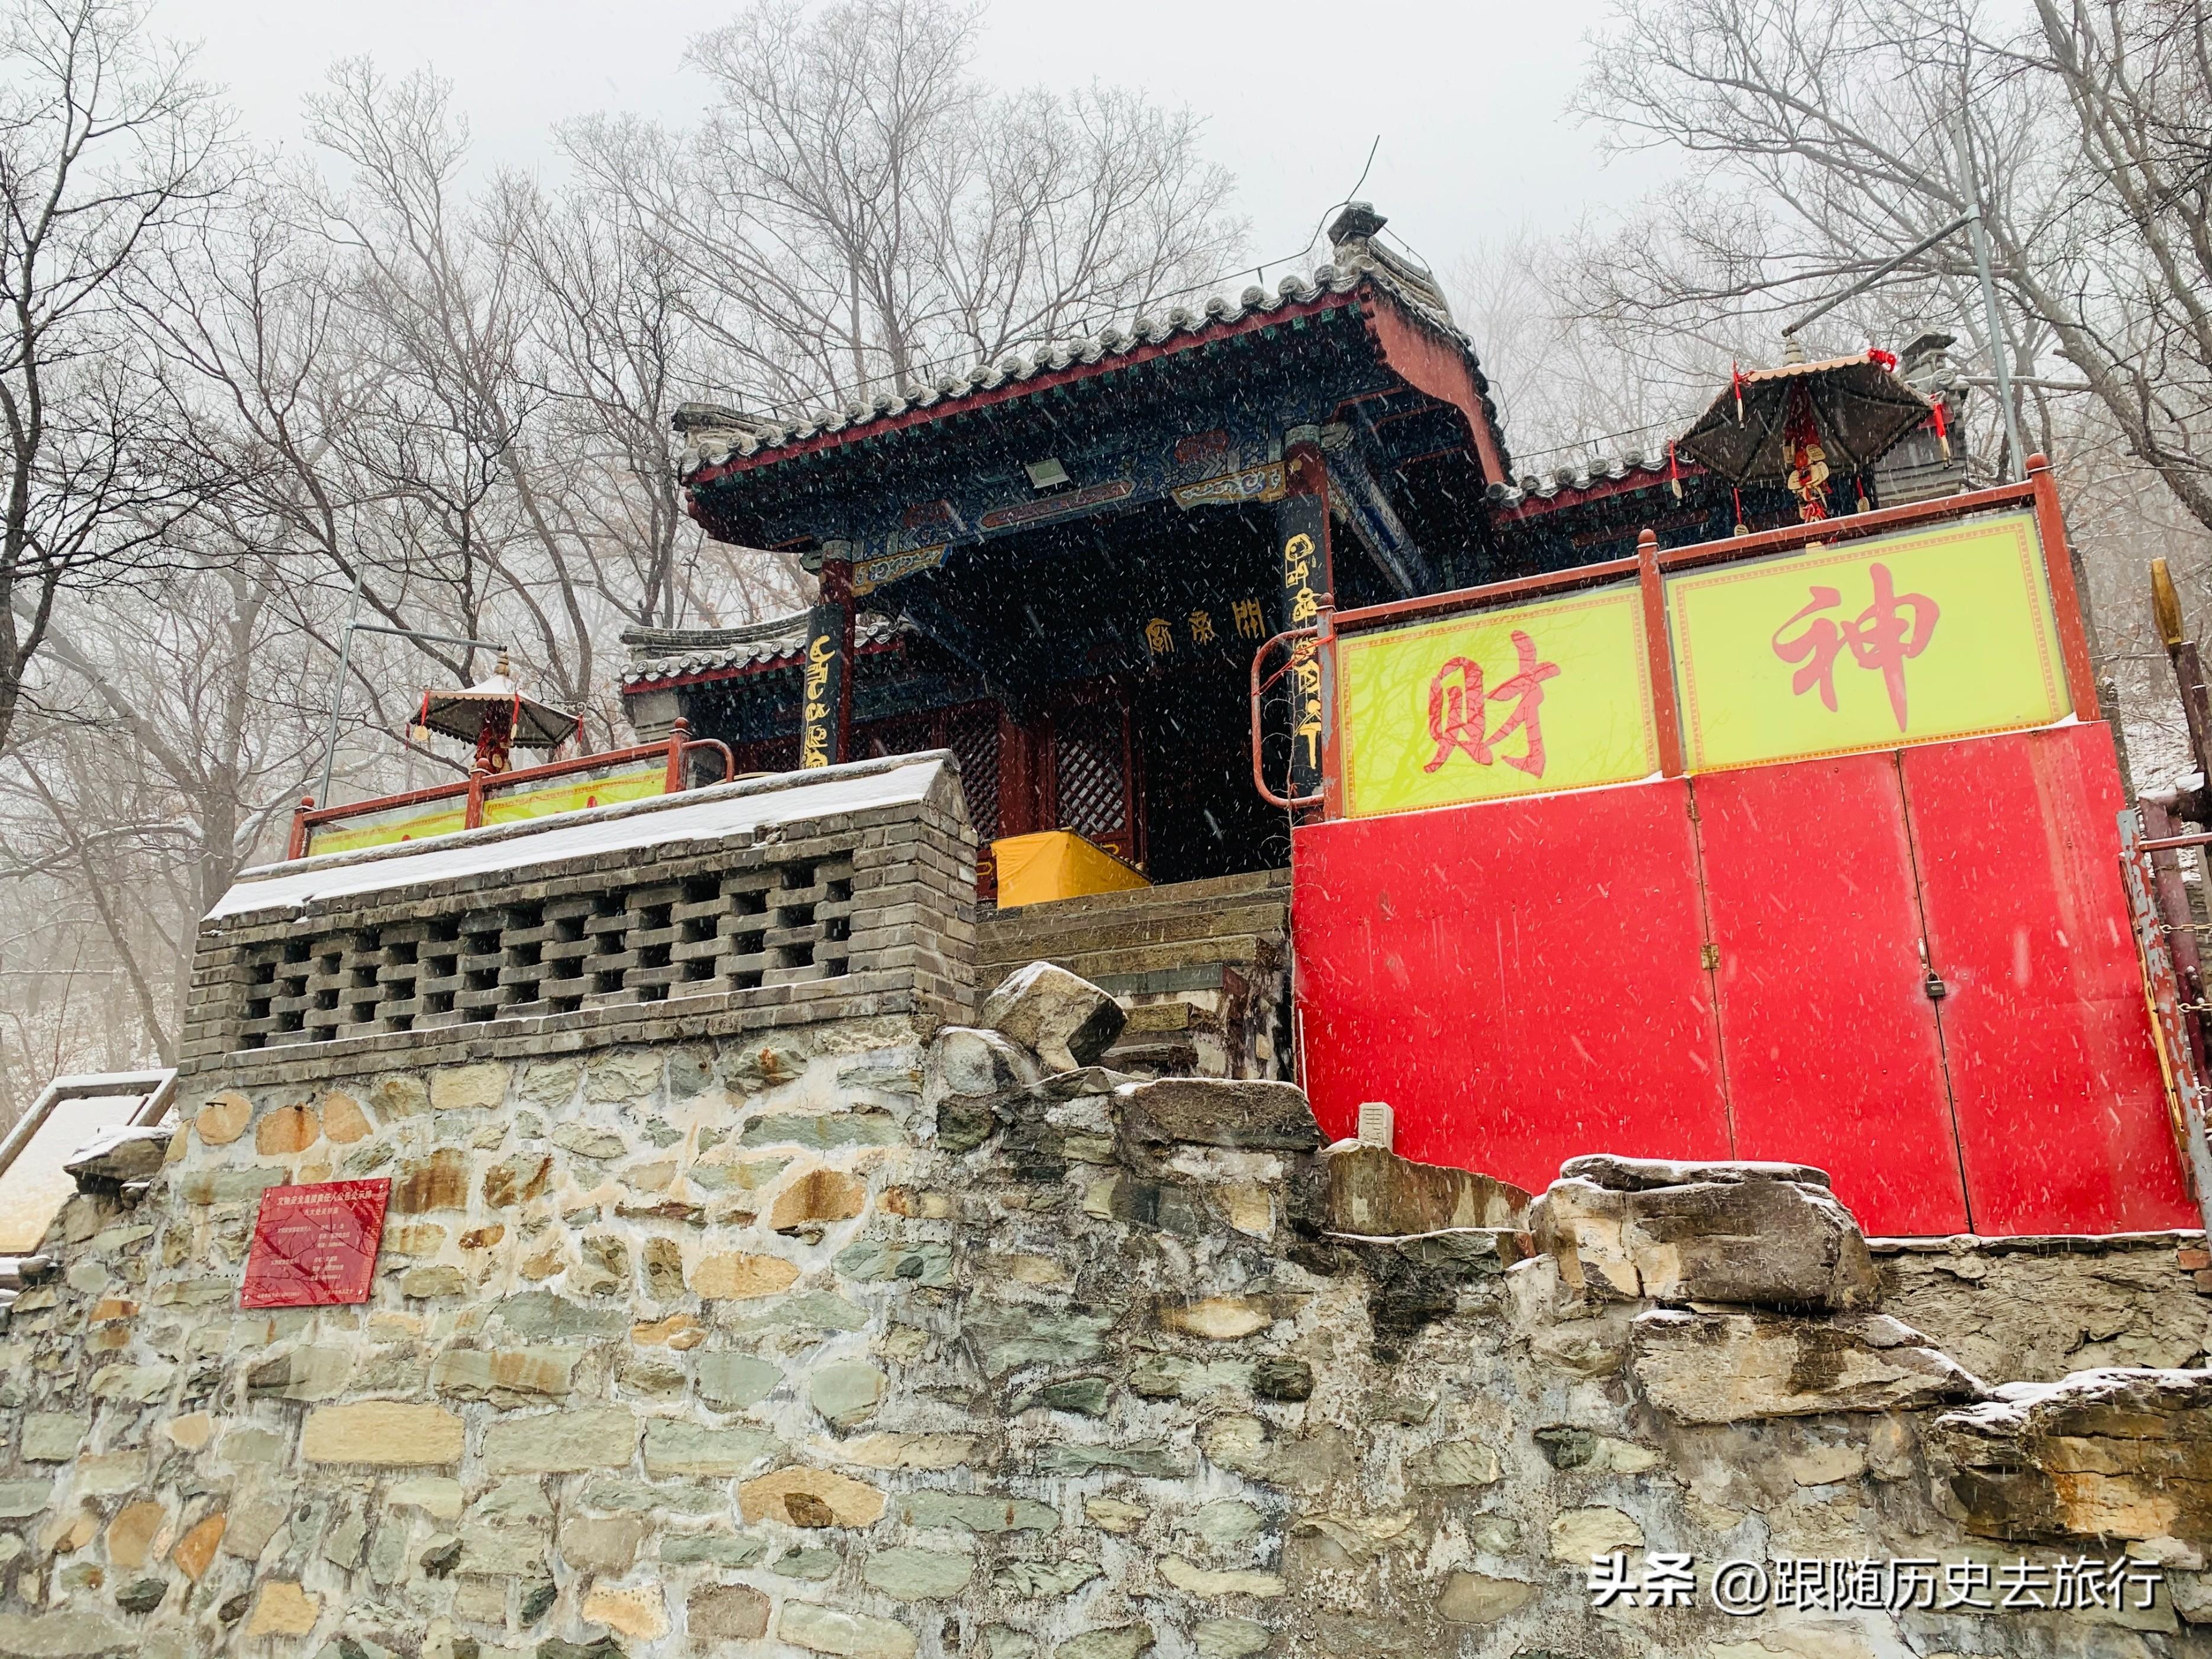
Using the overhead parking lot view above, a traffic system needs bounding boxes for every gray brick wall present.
[180,780,977,1087]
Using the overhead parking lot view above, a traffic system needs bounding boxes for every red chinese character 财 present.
[1770,561,1939,731]
[1425,630,1559,777]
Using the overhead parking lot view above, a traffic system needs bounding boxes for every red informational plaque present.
[240,1179,390,1309]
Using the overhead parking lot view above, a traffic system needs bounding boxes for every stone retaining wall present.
[4,956,2210,1658]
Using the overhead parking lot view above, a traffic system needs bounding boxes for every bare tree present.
[0,0,231,760]
[569,0,1244,415]
[1568,0,2212,532]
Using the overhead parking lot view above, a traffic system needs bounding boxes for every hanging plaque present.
[241,1179,390,1309]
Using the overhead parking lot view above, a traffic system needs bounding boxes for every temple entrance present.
[1137,664,1288,885]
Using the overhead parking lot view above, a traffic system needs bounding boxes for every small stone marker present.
[1357,1100,1394,1150]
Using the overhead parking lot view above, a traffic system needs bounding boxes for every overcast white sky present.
[146,0,1674,286]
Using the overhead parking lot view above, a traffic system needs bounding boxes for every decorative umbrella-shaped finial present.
[415,653,580,775]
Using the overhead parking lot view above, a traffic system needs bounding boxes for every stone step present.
[981,867,1289,931]
[979,899,1290,966]
[985,933,1271,987]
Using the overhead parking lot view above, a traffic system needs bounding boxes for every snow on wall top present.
[209,753,957,922]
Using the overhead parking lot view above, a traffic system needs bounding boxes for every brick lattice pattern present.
[181,770,977,1085]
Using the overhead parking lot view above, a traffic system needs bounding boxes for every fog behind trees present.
[4,0,2207,1119]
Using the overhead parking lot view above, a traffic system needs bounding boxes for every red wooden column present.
[1277,427,1333,812]
[1636,528,1685,777]
[800,548,858,767]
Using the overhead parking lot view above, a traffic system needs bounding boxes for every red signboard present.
[241,1179,390,1308]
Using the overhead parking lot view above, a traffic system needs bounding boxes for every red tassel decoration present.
[1732,362,1745,426]
[1930,396,1951,461]
[1668,440,1683,501]
[1733,486,1748,537]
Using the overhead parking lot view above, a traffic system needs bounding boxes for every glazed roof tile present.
[621,611,902,690]
[675,256,1495,479]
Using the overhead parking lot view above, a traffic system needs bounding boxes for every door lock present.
[1924,973,1949,1001]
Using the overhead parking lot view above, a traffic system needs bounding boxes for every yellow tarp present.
[993,831,1149,909]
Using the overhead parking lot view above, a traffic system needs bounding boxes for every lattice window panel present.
[1054,703,1127,843]
[945,705,1001,843]
[861,713,937,761]
[228,855,855,1051]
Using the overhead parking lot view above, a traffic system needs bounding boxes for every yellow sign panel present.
[305,765,670,857]
[1338,585,1657,817]
[1667,509,2069,772]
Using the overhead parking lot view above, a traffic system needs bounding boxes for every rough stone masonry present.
[4,758,2211,1659]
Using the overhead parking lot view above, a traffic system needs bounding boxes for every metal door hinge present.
[1701,943,1721,972]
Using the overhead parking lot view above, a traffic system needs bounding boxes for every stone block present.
[301,1402,464,1466]
[965,1303,1115,1376]
[244,1581,318,1638]
[771,1168,868,1232]
[1533,1156,1878,1311]
[430,1347,582,1399]
[580,1584,667,1641]
[1158,1557,1286,1598]
[1632,1309,1984,1423]
[391,1149,470,1214]
[688,1583,770,1641]
[0,1612,135,1655]
[1158,1297,1275,1341]
[777,1603,918,1659]
[483,1153,553,1206]
[981,963,1125,1071]
[641,1421,778,1477]
[245,1345,354,1400]
[64,1127,175,1187]
[697,1353,782,1411]
[193,1092,250,1145]
[739,1111,903,1150]
[0,1480,52,1519]
[103,1501,166,1570]
[321,1092,372,1142]
[692,1251,801,1300]
[169,1513,225,1578]
[1933,1368,2212,1545]
[482,1408,638,1474]
[738,1467,886,1528]
[931,1025,1036,1098]
[1322,1144,1528,1235]
[1054,1628,1154,1659]
[809,1361,887,1428]
[897,1492,1058,1534]
[1192,1621,1270,1658]
[832,1237,953,1286]
[254,1104,320,1155]
[432,1062,511,1112]
[1117,1078,1322,1152]
[22,1412,88,1462]
[863,1546,975,1598]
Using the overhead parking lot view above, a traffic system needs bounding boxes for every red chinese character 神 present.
[1425,630,1560,777]
[1769,561,1939,731]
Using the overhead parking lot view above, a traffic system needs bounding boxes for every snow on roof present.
[0,1070,175,1258]
[210,753,957,922]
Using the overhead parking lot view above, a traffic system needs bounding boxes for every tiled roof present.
[675,254,1497,479]
[1487,448,1693,512]
[620,611,903,691]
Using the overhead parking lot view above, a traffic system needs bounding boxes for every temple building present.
[622,204,1939,895]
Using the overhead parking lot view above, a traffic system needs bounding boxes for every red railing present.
[1254,453,2097,816]
[285,718,737,860]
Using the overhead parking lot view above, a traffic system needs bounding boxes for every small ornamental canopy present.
[1678,351,1933,520]
[416,654,581,774]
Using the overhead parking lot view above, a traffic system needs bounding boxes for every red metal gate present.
[1293,723,2198,1235]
